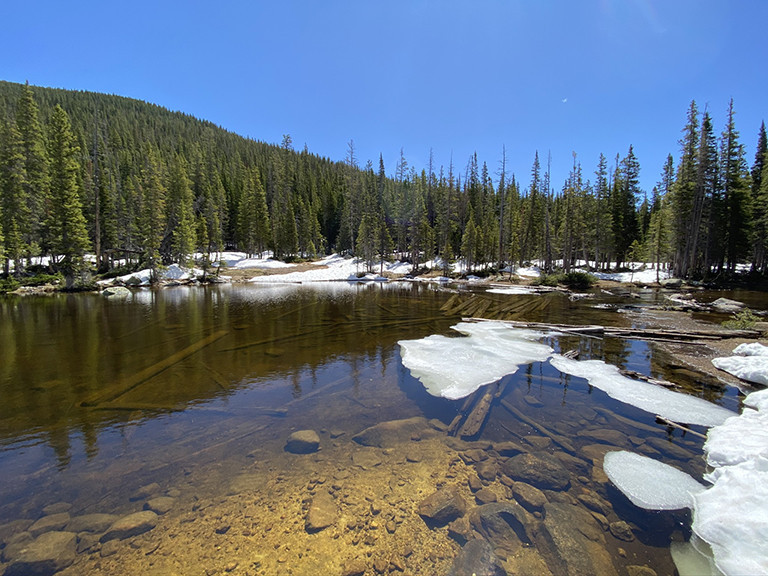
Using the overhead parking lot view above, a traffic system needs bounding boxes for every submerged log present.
[500,399,576,454]
[81,329,229,407]
[457,387,495,438]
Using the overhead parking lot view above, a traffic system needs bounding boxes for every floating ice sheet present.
[550,355,735,426]
[398,321,553,400]
[712,343,768,386]
[603,451,705,510]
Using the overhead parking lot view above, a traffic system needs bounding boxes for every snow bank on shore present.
[712,342,768,386]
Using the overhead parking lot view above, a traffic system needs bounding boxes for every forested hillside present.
[0,81,766,286]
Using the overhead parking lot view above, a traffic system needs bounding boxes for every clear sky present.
[1,1,765,195]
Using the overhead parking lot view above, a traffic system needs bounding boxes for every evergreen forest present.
[0,80,766,288]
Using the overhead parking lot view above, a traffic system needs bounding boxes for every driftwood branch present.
[655,416,708,439]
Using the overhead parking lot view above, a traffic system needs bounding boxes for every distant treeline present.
[0,80,766,285]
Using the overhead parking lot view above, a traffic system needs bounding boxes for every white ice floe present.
[691,388,768,575]
[712,343,768,386]
[549,355,735,426]
[603,451,706,510]
[398,321,553,400]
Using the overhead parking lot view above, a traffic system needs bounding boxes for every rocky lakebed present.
[1,410,682,576]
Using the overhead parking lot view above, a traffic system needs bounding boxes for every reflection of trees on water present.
[0,284,453,465]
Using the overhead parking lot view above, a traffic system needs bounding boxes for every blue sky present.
[1,1,765,194]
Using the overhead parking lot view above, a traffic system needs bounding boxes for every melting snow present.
[486,286,543,295]
[692,388,768,575]
[398,321,553,399]
[712,343,768,386]
[603,451,706,510]
[549,355,735,426]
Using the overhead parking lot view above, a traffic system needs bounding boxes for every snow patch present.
[693,389,768,576]
[487,286,543,295]
[603,451,706,510]
[398,321,553,400]
[712,343,768,386]
[549,355,735,427]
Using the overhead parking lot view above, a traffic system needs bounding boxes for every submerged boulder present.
[305,490,337,532]
[285,430,320,454]
[352,416,430,448]
[100,510,158,543]
[4,531,77,576]
[536,502,617,576]
[417,485,467,526]
[502,453,571,491]
[468,501,535,553]
[447,538,505,576]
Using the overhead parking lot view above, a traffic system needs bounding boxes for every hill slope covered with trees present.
[0,81,766,287]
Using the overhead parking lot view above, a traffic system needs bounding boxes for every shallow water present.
[0,282,746,575]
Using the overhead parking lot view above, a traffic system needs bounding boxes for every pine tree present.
[46,105,90,284]
[0,119,29,275]
[693,110,719,275]
[592,154,612,270]
[165,154,196,266]
[138,146,166,276]
[670,101,699,277]
[750,122,767,272]
[716,99,752,273]
[612,146,641,267]
[237,168,271,257]
[15,83,49,261]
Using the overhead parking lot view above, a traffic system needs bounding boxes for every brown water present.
[0,283,745,575]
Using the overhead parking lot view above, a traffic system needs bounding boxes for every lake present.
[0,282,745,575]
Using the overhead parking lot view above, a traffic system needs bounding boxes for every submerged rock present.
[512,482,548,512]
[352,416,429,448]
[417,485,467,526]
[502,453,571,491]
[145,496,175,515]
[285,430,320,454]
[100,510,158,543]
[66,513,118,534]
[4,531,77,576]
[305,490,337,532]
[468,501,534,553]
[447,538,505,576]
[536,502,617,576]
[28,513,71,538]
